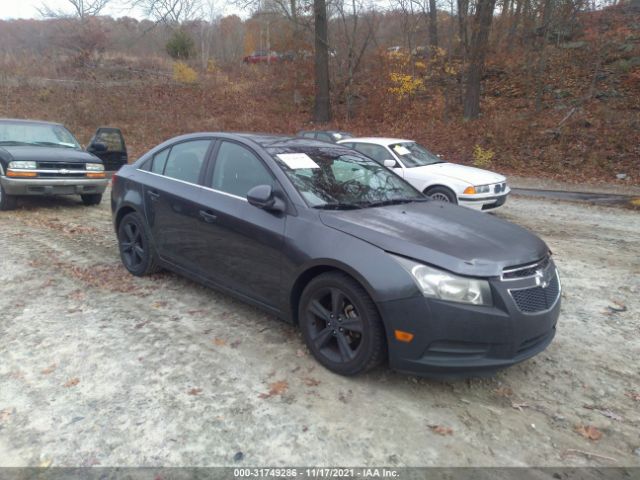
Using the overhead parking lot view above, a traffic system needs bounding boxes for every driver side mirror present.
[247,185,285,213]
[88,142,108,153]
[383,159,398,168]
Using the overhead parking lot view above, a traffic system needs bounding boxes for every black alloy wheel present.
[117,212,159,276]
[299,272,386,376]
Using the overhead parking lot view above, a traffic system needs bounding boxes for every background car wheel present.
[299,272,386,376]
[0,182,17,211]
[117,212,160,276]
[81,193,103,206]
[425,186,457,204]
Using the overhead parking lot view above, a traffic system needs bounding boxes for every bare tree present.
[135,0,203,24]
[39,0,112,18]
[463,0,497,119]
[334,0,378,118]
[314,0,332,122]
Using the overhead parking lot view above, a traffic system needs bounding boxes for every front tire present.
[0,181,17,211]
[81,193,103,206]
[425,186,457,204]
[117,212,160,276]
[299,272,386,376]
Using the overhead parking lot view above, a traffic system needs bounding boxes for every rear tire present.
[0,182,17,211]
[81,193,103,206]
[425,186,457,204]
[299,272,386,376]
[117,212,160,276]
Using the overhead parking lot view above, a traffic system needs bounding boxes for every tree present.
[135,0,202,24]
[166,28,196,59]
[462,0,497,119]
[39,0,112,18]
[313,0,332,122]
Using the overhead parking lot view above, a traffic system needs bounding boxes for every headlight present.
[476,185,491,193]
[392,255,493,306]
[8,161,36,169]
[85,163,104,171]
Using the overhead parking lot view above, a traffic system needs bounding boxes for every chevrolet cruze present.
[111,133,561,377]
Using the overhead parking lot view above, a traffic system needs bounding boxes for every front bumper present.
[377,272,560,377]
[459,192,509,211]
[0,176,108,196]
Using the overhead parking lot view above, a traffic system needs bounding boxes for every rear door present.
[87,128,128,171]
[142,138,213,271]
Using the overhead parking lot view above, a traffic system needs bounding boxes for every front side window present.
[210,141,274,198]
[0,122,80,149]
[388,142,442,168]
[163,140,211,183]
[352,143,393,164]
[269,146,423,208]
[94,129,125,152]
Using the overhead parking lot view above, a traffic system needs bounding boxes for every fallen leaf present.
[494,386,513,397]
[575,424,603,441]
[41,364,57,375]
[64,377,80,388]
[212,337,226,346]
[303,377,321,387]
[188,387,202,396]
[296,349,306,358]
[625,391,640,402]
[0,408,12,422]
[259,380,288,399]
[428,424,453,436]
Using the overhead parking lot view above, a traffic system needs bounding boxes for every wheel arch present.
[289,261,380,326]
[114,204,141,232]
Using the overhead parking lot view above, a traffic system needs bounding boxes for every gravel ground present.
[0,191,639,468]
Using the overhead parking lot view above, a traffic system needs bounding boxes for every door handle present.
[199,210,217,223]
[147,190,160,200]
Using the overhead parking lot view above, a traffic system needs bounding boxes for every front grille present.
[503,256,550,280]
[494,182,506,194]
[37,162,84,170]
[510,272,560,313]
[36,161,87,178]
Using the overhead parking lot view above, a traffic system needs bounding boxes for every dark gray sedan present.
[111,133,561,377]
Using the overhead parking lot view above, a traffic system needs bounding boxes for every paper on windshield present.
[393,145,411,155]
[277,153,320,169]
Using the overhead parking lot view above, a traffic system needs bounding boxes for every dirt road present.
[0,193,639,467]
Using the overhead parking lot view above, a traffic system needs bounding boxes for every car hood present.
[405,162,505,185]
[0,146,99,164]
[320,201,548,277]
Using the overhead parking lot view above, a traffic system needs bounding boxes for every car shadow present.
[12,195,92,211]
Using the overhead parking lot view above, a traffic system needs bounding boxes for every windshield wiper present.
[312,202,362,210]
[363,198,427,208]
[32,141,76,148]
[0,140,34,146]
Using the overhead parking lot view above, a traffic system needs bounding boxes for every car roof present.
[0,118,63,126]
[337,137,414,145]
[298,130,352,135]
[236,133,347,149]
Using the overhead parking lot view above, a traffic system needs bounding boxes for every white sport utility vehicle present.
[338,137,510,211]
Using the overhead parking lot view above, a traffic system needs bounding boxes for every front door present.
[87,128,128,171]
[196,140,286,307]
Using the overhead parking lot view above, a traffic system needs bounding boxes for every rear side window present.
[301,132,315,139]
[151,148,170,174]
[209,141,274,198]
[163,140,211,184]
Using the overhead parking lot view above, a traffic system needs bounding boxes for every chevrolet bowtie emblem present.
[534,269,549,288]
[59,169,70,175]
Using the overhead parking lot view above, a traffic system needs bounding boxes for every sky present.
[0,0,244,20]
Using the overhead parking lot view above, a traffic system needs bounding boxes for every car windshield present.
[0,122,81,149]
[269,146,425,209]
[389,142,442,168]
